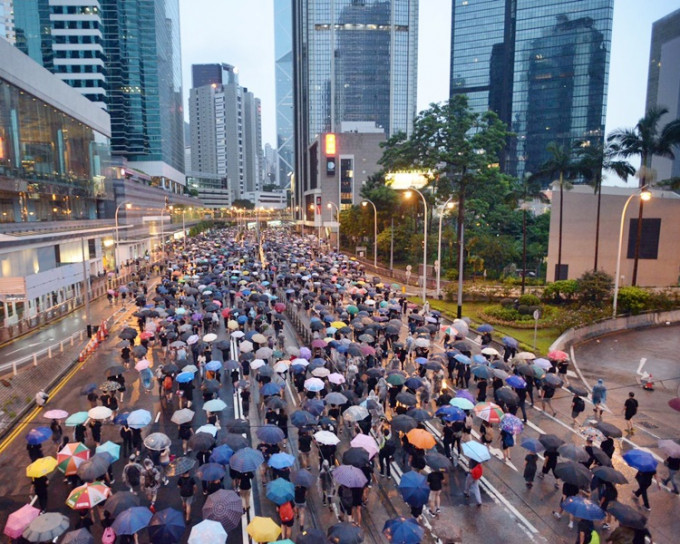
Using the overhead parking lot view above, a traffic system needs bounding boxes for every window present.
[627,218,661,260]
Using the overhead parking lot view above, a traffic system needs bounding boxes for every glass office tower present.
[450,0,613,183]
[274,0,294,188]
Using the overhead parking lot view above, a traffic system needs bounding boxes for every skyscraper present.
[450,0,613,182]
[293,0,418,216]
[274,0,294,188]
[646,8,680,182]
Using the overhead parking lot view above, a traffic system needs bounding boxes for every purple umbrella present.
[332,465,368,488]
[202,489,242,532]
[455,390,475,403]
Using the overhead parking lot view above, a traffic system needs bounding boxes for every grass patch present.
[409,297,562,355]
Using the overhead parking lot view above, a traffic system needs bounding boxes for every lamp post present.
[613,187,652,317]
[327,201,340,253]
[404,188,428,304]
[114,201,132,267]
[436,197,456,299]
[362,199,378,268]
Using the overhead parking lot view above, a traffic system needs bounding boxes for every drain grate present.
[638,421,659,429]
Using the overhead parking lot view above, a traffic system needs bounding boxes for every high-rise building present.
[293,0,418,219]
[450,0,613,182]
[274,0,293,188]
[243,90,263,194]
[646,8,680,182]
[0,0,14,41]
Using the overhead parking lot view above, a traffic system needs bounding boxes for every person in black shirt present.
[540,384,557,416]
[552,481,579,528]
[476,379,487,403]
[576,518,594,544]
[623,392,639,434]
[31,476,48,512]
[298,430,313,469]
[294,484,308,531]
[662,455,680,494]
[240,385,251,417]
[177,472,196,521]
[427,469,445,515]
[632,468,659,510]
[539,449,560,488]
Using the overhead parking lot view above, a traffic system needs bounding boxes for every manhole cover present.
[638,421,658,429]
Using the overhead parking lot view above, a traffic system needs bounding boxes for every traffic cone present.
[643,375,654,391]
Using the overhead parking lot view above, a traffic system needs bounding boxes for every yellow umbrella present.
[331,321,346,329]
[26,456,58,478]
[227,320,238,330]
[246,516,281,543]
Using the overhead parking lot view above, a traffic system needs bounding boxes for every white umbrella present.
[203,333,217,343]
[533,358,552,370]
[312,367,330,378]
[196,424,218,437]
[273,361,290,373]
[87,406,112,420]
[231,330,245,339]
[414,337,430,348]
[182,364,199,373]
[314,430,340,446]
[239,341,254,353]
[249,359,266,370]
[203,399,227,412]
[515,351,536,360]
[481,347,500,356]
[343,405,370,422]
[187,335,200,345]
[292,358,309,367]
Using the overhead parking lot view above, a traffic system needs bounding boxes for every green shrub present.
[518,293,541,306]
[577,270,613,306]
[616,286,651,315]
[500,298,515,308]
[542,280,578,303]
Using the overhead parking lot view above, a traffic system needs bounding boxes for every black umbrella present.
[118,328,138,340]
[188,432,215,452]
[342,447,370,467]
[202,379,220,393]
[606,501,647,530]
[425,452,452,470]
[590,447,613,467]
[557,444,589,463]
[390,415,418,433]
[327,522,364,544]
[567,384,588,397]
[104,491,141,517]
[215,340,231,351]
[220,433,249,451]
[225,419,249,434]
[258,366,274,377]
[266,396,287,410]
[291,469,316,488]
[592,466,628,484]
[596,421,623,438]
[554,461,592,488]
[106,365,126,377]
[166,456,196,477]
[496,386,519,405]
[395,392,417,406]
[539,434,565,451]
[406,409,432,422]
[61,528,95,544]
[163,363,179,374]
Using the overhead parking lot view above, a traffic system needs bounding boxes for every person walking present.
[540,382,557,416]
[31,476,48,513]
[632,467,660,511]
[142,459,161,512]
[499,428,514,462]
[662,454,680,494]
[591,379,607,418]
[463,460,483,507]
[538,448,560,488]
[177,471,197,522]
[320,459,334,507]
[427,468,445,515]
[122,455,143,495]
[524,451,538,488]
[623,392,638,434]
[49,419,63,455]
[571,394,585,426]
[278,500,295,540]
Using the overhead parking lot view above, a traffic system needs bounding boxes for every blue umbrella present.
[256,424,285,444]
[506,375,527,389]
[478,324,494,333]
[404,377,423,390]
[206,360,223,371]
[96,441,121,463]
[175,372,194,383]
[471,366,493,379]
[398,471,430,507]
[303,399,325,417]
[622,449,658,472]
[260,383,283,396]
[561,496,605,521]
[520,437,545,453]
[26,427,52,445]
[229,447,265,472]
[291,364,307,374]
[209,444,235,465]
[268,452,295,470]
[383,517,425,544]
[149,507,185,544]
[65,411,89,427]
[472,354,487,364]
[113,412,129,425]
[127,409,152,429]
[112,506,153,535]
[244,331,256,340]
[266,477,295,505]
[454,353,471,365]
[291,410,317,427]
[196,462,227,481]
[502,336,518,348]
[237,315,248,324]
[80,383,97,395]
[462,441,491,463]
[435,406,466,422]
[224,360,240,371]
[414,357,428,366]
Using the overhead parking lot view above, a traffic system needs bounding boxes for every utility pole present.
[390,217,394,272]
[81,237,90,334]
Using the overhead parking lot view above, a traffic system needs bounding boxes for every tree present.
[607,106,680,284]
[232,199,255,210]
[531,142,577,281]
[574,141,634,270]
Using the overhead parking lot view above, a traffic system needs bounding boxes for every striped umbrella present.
[57,442,90,476]
[66,481,111,510]
[202,489,243,532]
[473,402,504,423]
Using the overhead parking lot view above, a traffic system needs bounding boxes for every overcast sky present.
[180,0,679,177]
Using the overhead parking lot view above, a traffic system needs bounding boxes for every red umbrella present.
[274,302,286,312]
[221,308,231,317]
[548,350,568,362]
[140,331,154,340]
[360,345,375,356]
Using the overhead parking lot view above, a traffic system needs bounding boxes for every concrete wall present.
[547,185,680,286]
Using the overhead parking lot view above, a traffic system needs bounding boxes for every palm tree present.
[574,140,635,270]
[531,142,577,281]
[607,107,680,284]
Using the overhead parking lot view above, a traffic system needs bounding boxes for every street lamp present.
[436,197,456,299]
[362,199,378,268]
[327,202,340,253]
[404,188,428,304]
[612,187,652,317]
[114,201,132,266]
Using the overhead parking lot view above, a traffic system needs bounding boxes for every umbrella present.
[106,365,126,377]
[471,366,493,379]
[266,477,295,504]
[4,504,40,540]
[328,373,346,385]
[343,447,370,467]
[65,411,89,426]
[57,442,90,475]
[606,501,648,530]
[350,434,380,459]
[515,351,535,361]
[548,350,569,362]
[425,452,452,470]
[269,452,296,469]
[406,429,436,450]
[202,489,242,531]
[291,469,316,488]
[543,374,563,387]
[61,528,95,544]
[26,427,52,445]
[77,453,112,481]
[333,465,368,488]
[43,409,69,420]
[88,406,112,420]
[398,471,430,507]
[499,413,524,434]
[132,345,148,358]
[396,392,418,406]
[171,408,195,425]
[229,447,265,472]
[622,449,658,472]
[390,415,418,433]
[462,441,491,463]
[520,437,545,453]
[539,434,565,451]
[196,463,227,481]
[66,481,111,509]
[481,347,500,356]
[304,377,325,392]
[567,384,588,397]
[175,371,194,383]
[558,444,589,463]
[135,360,151,371]
[225,419,249,433]
[26,456,58,478]
[203,399,227,412]
[506,375,526,389]
[474,402,504,423]
[149,508,186,544]
[247,517,281,543]
[592,466,628,484]
[314,430,341,446]
[127,409,152,429]
[144,432,171,451]
[291,410,318,427]
[554,461,592,488]
[196,424,219,437]
[188,520,227,544]
[383,517,424,544]
[219,433,249,451]
[167,457,196,477]
[203,333,218,343]
[578,426,606,443]
[105,491,141,517]
[22,513,70,542]
[502,336,518,348]
[343,405,369,422]
[436,405,466,422]
[658,439,680,459]
[188,432,215,452]
[596,421,623,438]
[206,360,223,371]
[100,380,122,392]
[112,506,153,535]
[328,522,364,544]
[256,424,285,444]
[119,327,138,340]
[561,496,605,521]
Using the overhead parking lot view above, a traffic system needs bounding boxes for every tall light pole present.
[436,197,456,299]
[327,201,340,253]
[362,199,378,268]
[404,189,428,304]
[114,201,132,267]
[613,187,651,317]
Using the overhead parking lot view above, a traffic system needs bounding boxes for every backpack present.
[590,530,600,544]
[163,375,173,391]
[573,396,585,413]
[279,501,294,522]
[471,464,483,480]
[102,527,116,544]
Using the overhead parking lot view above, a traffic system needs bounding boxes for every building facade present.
[646,8,680,183]
[293,0,418,223]
[274,0,294,188]
[450,0,613,182]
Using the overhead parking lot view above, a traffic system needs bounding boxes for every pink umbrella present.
[299,347,312,360]
[135,359,150,371]
[44,409,69,420]
[350,434,379,459]
[360,345,376,356]
[547,350,568,362]
[311,339,327,348]
[4,504,40,539]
